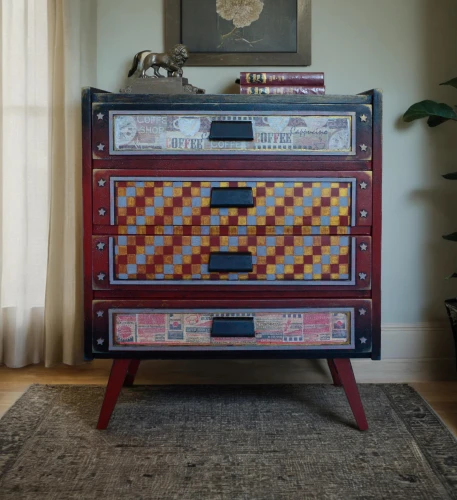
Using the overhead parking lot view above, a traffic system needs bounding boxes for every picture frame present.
[165,0,311,66]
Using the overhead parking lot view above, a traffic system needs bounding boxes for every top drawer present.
[91,106,373,160]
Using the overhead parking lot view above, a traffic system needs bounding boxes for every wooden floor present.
[1,361,457,435]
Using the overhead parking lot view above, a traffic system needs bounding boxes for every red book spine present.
[240,86,326,95]
[239,72,324,86]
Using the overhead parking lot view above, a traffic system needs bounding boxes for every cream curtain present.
[0,0,96,367]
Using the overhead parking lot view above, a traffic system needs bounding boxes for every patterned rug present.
[1,384,457,499]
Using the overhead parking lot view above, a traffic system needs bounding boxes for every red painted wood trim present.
[124,359,141,387]
[333,358,368,431]
[370,90,383,360]
[327,359,342,386]
[92,158,373,172]
[82,88,95,359]
[96,358,131,430]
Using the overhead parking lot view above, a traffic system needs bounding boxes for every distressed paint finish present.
[91,234,372,290]
[91,299,373,356]
[91,98,373,162]
[92,170,373,228]
[83,89,382,364]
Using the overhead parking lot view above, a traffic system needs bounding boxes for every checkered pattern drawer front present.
[93,173,373,229]
[91,301,373,352]
[92,235,372,288]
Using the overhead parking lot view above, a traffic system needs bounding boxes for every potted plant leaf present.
[403,78,457,364]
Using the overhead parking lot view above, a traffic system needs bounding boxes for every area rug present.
[1,384,457,499]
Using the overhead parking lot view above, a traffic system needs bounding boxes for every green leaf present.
[440,77,457,89]
[443,232,457,241]
[403,100,457,125]
[443,172,457,180]
[445,272,457,279]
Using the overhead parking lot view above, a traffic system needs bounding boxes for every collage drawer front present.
[92,235,371,288]
[93,173,373,228]
[91,106,373,159]
[91,300,372,352]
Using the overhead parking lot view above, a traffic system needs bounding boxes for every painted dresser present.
[82,89,382,430]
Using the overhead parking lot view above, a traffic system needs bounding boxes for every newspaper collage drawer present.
[91,299,372,353]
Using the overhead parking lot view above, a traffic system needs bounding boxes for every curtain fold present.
[0,0,96,367]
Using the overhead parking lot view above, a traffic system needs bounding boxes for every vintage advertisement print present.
[112,311,351,346]
[111,113,354,155]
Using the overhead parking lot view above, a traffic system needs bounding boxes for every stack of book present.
[238,72,325,95]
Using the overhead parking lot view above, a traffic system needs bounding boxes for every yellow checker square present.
[330,255,340,265]
[339,187,349,197]
[117,187,126,196]
[322,246,330,255]
[137,246,145,255]
[163,181,172,187]
[183,181,192,187]
[183,255,192,265]
[145,182,154,188]
[127,255,136,265]
[183,217,192,225]
[164,255,173,265]
[164,197,173,207]
[118,207,127,217]
[126,216,136,225]
[127,197,136,207]
[294,256,304,265]
[182,197,192,207]
[312,216,321,225]
[255,197,266,207]
[339,207,349,216]
[266,264,276,275]
[191,187,201,197]
[340,246,349,256]
[119,226,128,235]
[118,264,126,274]
[321,206,330,216]
[136,187,144,197]
[136,207,145,216]
[339,265,349,274]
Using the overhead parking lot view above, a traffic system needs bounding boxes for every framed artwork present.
[165,0,311,66]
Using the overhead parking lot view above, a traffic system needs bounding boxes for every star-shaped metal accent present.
[97,143,105,151]
[360,243,368,251]
[360,144,368,152]
[360,210,368,218]
[359,337,367,344]
[96,112,104,120]
[359,308,367,316]
[360,114,368,122]
[97,178,106,187]
[359,181,368,190]
[98,208,106,216]
[96,242,105,251]
[97,272,106,281]
[359,272,367,280]
[96,337,105,345]
[96,310,104,318]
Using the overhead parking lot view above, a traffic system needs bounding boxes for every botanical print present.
[180,0,298,54]
[216,0,264,47]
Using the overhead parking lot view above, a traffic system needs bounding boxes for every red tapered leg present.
[333,358,368,431]
[97,359,131,430]
[124,359,141,387]
[327,359,342,386]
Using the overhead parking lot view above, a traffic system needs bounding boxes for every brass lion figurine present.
[128,44,189,78]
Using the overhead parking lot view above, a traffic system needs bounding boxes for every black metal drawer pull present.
[208,252,253,273]
[210,187,254,208]
[209,121,254,141]
[211,317,255,338]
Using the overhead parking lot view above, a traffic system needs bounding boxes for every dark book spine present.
[239,72,324,86]
[240,86,326,95]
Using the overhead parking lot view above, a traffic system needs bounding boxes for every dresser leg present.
[327,359,342,386]
[333,358,368,431]
[97,359,131,430]
[124,359,141,387]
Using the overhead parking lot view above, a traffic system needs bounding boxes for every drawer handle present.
[209,121,254,141]
[211,317,255,338]
[208,252,253,272]
[210,187,254,208]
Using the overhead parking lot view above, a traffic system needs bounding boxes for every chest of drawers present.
[82,89,382,430]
